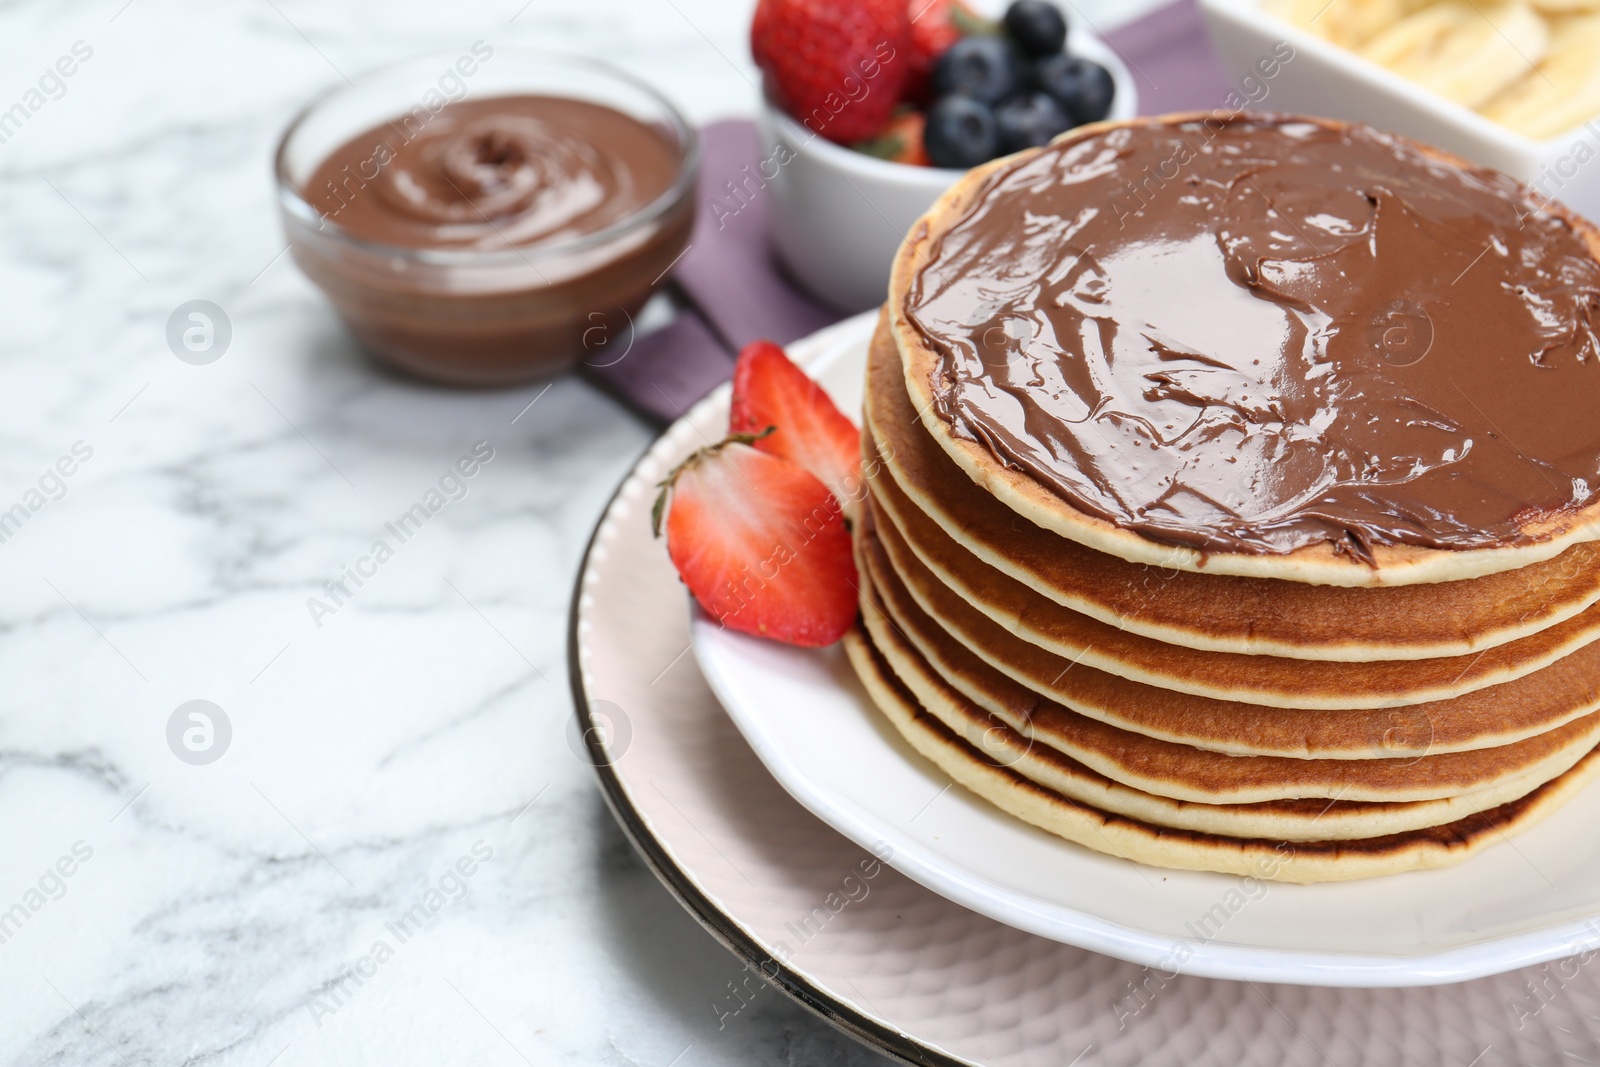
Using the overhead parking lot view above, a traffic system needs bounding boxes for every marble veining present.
[0,0,1163,1063]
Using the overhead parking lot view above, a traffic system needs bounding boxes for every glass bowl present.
[275,49,698,385]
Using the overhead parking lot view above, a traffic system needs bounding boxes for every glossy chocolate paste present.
[905,115,1600,558]
[306,95,678,250]
[293,94,690,384]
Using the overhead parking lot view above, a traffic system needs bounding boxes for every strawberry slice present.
[855,109,931,167]
[730,340,864,522]
[654,433,858,647]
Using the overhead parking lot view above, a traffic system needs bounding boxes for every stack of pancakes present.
[845,114,1600,883]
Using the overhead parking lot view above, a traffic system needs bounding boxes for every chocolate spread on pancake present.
[905,114,1600,558]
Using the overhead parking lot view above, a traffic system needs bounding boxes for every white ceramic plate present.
[690,310,1600,988]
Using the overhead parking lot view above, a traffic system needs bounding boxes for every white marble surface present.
[0,0,1164,1063]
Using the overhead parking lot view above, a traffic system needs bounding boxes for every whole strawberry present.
[751,0,912,145]
[905,0,984,104]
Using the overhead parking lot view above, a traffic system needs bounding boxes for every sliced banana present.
[1482,14,1600,137]
[1359,2,1473,66]
[1360,1,1550,109]
[1267,0,1600,139]
[1265,0,1432,48]
[1530,0,1600,13]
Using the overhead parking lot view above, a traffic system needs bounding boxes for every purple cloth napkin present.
[582,121,838,423]
[583,0,1229,424]
[1098,0,1232,117]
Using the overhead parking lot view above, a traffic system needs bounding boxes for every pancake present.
[863,311,1600,662]
[858,568,1582,840]
[886,114,1600,587]
[860,497,1600,758]
[845,624,1600,882]
[869,482,1600,710]
[846,111,1600,880]
[871,500,1600,765]
[858,515,1600,804]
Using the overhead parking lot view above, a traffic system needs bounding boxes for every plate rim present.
[568,313,965,1066]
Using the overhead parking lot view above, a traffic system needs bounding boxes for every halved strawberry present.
[730,340,864,522]
[654,434,858,647]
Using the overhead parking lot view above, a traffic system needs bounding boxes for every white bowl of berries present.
[751,0,1137,313]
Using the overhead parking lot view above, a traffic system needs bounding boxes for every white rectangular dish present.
[1198,0,1600,223]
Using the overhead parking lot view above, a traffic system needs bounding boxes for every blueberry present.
[930,36,1025,106]
[924,96,1000,169]
[1035,54,1116,124]
[994,91,1073,153]
[1003,0,1067,58]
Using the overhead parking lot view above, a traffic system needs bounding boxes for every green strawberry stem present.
[651,426,777,538]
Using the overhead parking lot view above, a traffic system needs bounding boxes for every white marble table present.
[0,0,1162,1062]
